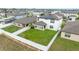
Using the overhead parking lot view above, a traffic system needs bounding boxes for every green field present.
[19,29,57,46]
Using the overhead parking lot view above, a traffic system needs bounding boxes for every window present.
[50,25,53,28]
[69,18,72,20]
[65,33,71,38]
[50,20,55,23]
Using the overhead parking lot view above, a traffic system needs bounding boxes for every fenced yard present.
[2,25,21,33]
[49,35,79,51]
[18,29,57,46]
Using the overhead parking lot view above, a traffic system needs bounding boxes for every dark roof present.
[55,12,64,17]
[34,21,47,26]
[39,14,59,20]
[61,20,79,35]
[15,16,37,24]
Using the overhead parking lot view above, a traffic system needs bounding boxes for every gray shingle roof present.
[39,14,59,20]
[15,16,37,24]
[61,20,79,35]
[55,12,64,17]
[34,21,47,26]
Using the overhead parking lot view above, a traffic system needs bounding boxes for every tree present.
[40,13,45,16]
[27,11,33,17]
[3,9,8,18]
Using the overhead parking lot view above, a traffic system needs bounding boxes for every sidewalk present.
[45,30,60,50]
[12,26,30,35]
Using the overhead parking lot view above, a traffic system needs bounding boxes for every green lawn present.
[2,25,21,33]
[19,29,57,46]
[49,35,79,51]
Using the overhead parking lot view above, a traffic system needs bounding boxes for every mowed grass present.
[0,35,35,51]
[19,29,57,46]
[2,25,21,33]
[49,35,79,51]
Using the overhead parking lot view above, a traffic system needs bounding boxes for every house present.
[55,12,64,18]
[32,11,43,17]
[37,14,63,31]
[67,15,77,22]
[61,20,79,42]
[33,21,47,30]
[7,12,26,19]
[62,10,78,17]
[14,16,38,27]
[0,16,16,25]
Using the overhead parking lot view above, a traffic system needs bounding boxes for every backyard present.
[49,35,79,51]
[0,35,36,51]
[19,29,57,46]
[2,25,21,33]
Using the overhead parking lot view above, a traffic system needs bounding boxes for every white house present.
[35,14,63,31]
[67,15,77,22]
[62,11,77,17]
[32,12,43,17]
[0,16,16,25]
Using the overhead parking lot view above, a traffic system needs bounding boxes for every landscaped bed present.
[18,29,57,46]
[49,35,79,51]
[2,25,21,33]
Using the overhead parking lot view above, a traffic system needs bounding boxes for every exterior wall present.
[68,17,76,22]
[39,18,62,31]
[0,16,15,25]
[63,13,77,17]
[14,23,24,27]
[33,12,41,17]
[61,32,79,42]
[33,24,45,30]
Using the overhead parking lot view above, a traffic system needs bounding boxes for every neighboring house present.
[67,15,77,22]
[0,16,16,24]
[33,21,47,30]
[32,11,42,17]
[62,11,77,17]
[14,16,38,27]
[38,14,63,31]
[61,20,79,42]
[7,12,26,19]
[55,12,64,18]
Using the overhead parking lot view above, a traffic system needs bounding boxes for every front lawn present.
[2,25,21,33]
[19,29,57,46]
[49,35,79,51]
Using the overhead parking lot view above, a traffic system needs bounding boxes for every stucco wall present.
[61,32,79,42]
[15,23,24,27]
[39,18,62,31]
[68,17,76,22]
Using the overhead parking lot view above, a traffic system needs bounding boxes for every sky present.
[0,0,79,9]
